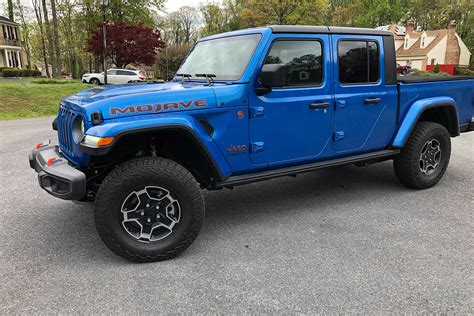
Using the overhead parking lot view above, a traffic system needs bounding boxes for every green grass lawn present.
[0,79,92,120]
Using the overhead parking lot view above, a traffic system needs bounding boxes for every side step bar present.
[214,149,400,189]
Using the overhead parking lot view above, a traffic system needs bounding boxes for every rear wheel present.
[94,157,205,262]
[394,121,451,189]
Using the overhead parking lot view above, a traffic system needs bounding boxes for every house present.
[377,20,471,73]
[0,16,25,68]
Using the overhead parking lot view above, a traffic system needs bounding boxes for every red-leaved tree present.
[87,21,166,68]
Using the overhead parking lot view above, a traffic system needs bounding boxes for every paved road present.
[1,117,473,313]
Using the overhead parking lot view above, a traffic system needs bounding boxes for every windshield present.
[176,34,262,81]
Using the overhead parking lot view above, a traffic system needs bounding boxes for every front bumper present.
[29,143,86,200]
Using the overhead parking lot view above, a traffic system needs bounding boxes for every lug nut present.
[147,218,151,223]
[140,211,145,216]
[146,204,150,208]
[155,206,159,209]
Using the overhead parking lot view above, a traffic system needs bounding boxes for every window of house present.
[264,40,323,87]
[430,58,436,65]
[405,38,408,49]
[338,40,379,84]
[421,37,425,47]
[2,25,7,39]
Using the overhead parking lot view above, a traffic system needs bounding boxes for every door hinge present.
[334,131,345,141]
[251,107,264,118]
[250,142,264,153]
[335,100,346,111]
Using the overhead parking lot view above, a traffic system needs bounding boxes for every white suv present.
[82,69,145,85]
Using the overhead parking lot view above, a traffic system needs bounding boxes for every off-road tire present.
[94,157,205,262]
[394,121,451,189]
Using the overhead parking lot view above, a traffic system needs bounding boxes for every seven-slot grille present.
[57,106,80,160]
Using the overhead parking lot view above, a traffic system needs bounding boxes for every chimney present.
[448,20,457,33]
[406,19,414,34]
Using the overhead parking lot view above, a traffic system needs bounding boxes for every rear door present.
[249,34,333,165]
[331,35,397,153]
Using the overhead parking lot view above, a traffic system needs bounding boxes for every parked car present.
[30,26,474,263]
[82,69,145,85]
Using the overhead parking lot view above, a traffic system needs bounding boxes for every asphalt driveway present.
[1,117,473,313]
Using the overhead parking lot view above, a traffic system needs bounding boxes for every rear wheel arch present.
[392,101,460,148]
[418,104,459,137]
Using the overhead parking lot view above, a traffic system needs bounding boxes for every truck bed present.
[398,77,474,130]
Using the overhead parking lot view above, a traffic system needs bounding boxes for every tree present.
[240,0,330,27]
[50,0,62,75]
[32,0,51,77]
[200,4,228,36]
[8,0,14,20]
[41,0,56,76]
[154,44,192,80]
[87,21,165,68]
[177,6,198,45]
[15,0,32,68]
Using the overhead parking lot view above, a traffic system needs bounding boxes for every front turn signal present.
[82,135,115,147]
[96,137,114,147]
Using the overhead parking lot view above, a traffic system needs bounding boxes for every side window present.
[126,71,137,76]
[107,70,117,75]
[264,40,323,87]
[117,70,130,76]
[338,40,379,84]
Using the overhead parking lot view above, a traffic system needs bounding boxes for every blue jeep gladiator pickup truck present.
[29,25,474,262]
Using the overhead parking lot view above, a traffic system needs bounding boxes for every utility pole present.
[101,0,108,84]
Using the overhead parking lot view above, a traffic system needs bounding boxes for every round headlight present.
[73,116,85,143]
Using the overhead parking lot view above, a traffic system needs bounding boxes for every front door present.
[249,35,333,166]
[331,35,397,153]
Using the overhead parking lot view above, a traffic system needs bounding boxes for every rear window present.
[117,70,136,76]
[338,40,379,84]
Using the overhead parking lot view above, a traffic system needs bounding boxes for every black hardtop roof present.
[269,25,393,37]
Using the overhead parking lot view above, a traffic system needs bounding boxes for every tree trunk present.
[41,0,56,77]
[50,0,62,77]
[32,0,51,77]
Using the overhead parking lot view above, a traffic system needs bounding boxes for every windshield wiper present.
[195,73,216,86]
[176,73,192,83]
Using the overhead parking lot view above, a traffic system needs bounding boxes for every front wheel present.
[394,121,451,189]
[94,157,205,262]
[89,78,100,85]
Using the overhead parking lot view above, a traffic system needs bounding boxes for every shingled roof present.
[396,29,449,57]
[0,16,19,25]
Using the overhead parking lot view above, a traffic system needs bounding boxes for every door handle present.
[309,102,330,110]
[364,97,381,104]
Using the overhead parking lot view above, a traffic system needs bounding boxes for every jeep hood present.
[62,81,217,121]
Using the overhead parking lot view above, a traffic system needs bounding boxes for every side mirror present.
[256,64,286,96]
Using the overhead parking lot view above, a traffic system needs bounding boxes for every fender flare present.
[80,114,232,180]
[391,96,459,148]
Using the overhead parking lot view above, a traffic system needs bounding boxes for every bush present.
[2,68,41,77]
[456,68,474,76]
[31,79,79,84]
[411,70,450,77]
